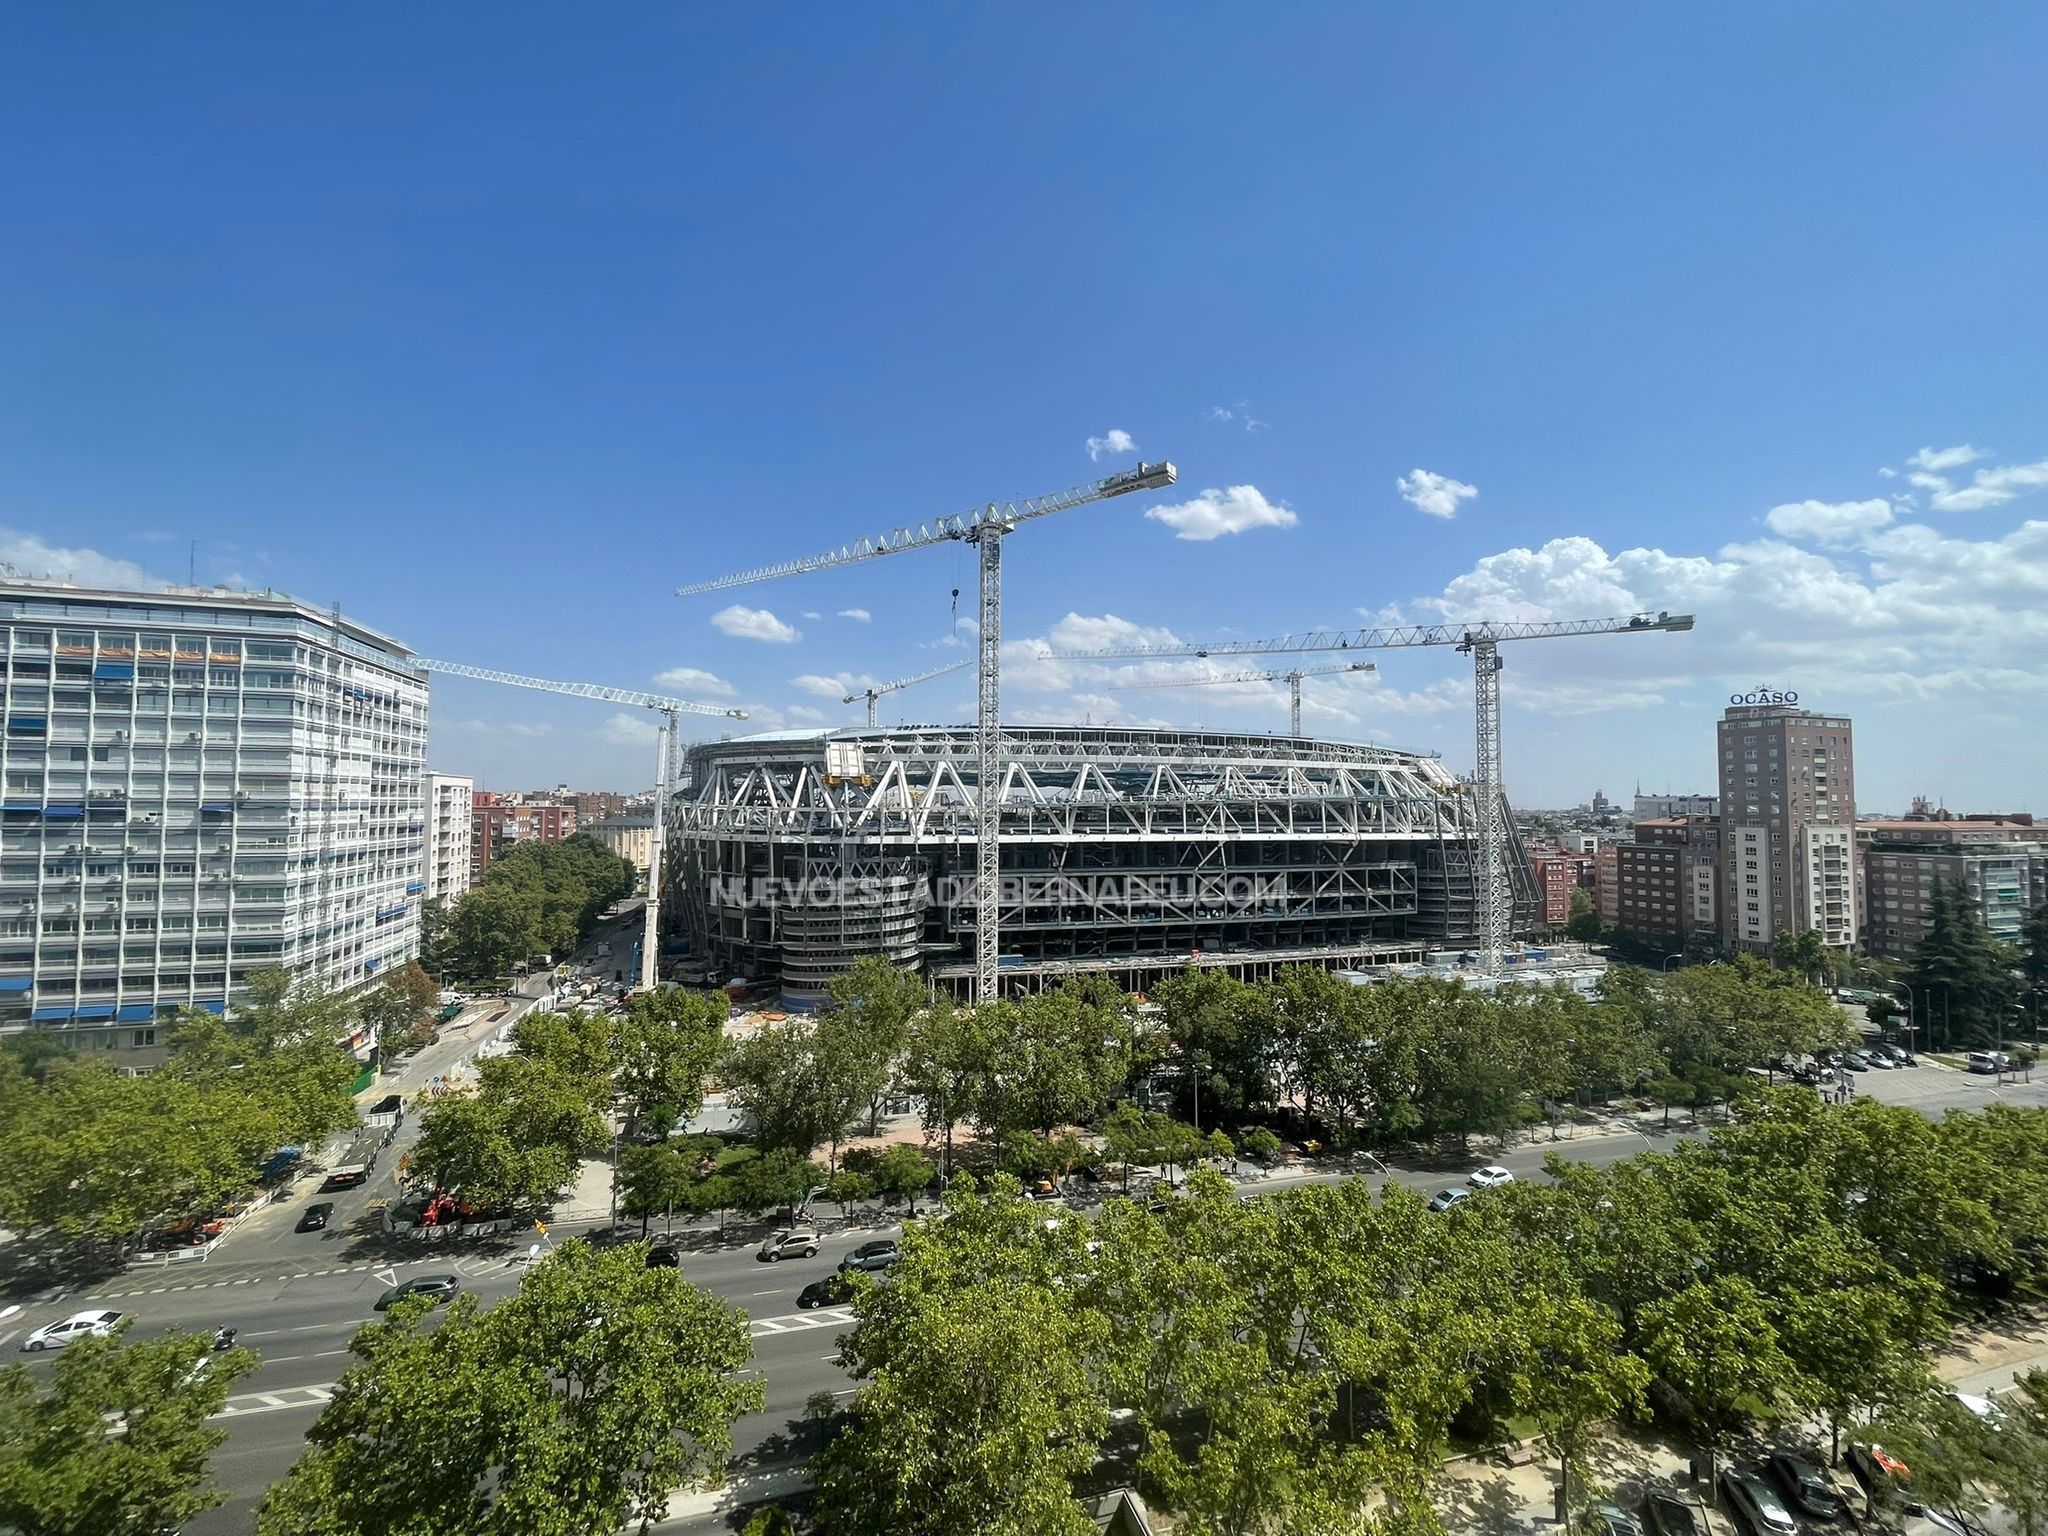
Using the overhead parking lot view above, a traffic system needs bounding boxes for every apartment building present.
[1528,850,1596,926]
[585,813,655,876]
[1615,819,1687,946]
[0,580,426,1051]
[1594,843,1620,928]
[1684,814,1721,952]
[1634,792,1719,819]
[425,773,474,904]
[1857,819,2048,960]
[469,791,576,884]
[1716,701,1857,953]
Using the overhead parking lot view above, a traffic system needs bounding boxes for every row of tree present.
[814,1091,2048,1536]
[0,970,368,1252]
[420,833,638,984]
[1905,879,2048,1051]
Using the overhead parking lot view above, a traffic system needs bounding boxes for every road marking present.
[832,1386,856,1396]
[750,1289,784,1296]
[0,1330,16,1348]
[745,1307,854,1337]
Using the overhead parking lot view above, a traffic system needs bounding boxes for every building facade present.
[1594,843,1620,928]
[586,814,655,876]
[469,792,576,884]
[425,773,474,904]
[1683,814,1721,952]
[1857,820,2048,961]
[1716,701,1857,953]
[1634,792,1719,820]
[1528,850,1596,927]
[1615,819,1687,946]
[0,581,426,1052]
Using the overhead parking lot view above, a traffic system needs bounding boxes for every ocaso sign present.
[1729,687,1798,706]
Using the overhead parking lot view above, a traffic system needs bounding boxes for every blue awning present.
[6,716,47,733]
[73,1003,115,1020]
[0,977,31,993]
[201,803,234,814]
[42,805,84,818]
[115,1002,153,1021]
[3,802,39,813]
[92,662,135,680]
[198,1000,226,1015]
[29,1006,73,1021]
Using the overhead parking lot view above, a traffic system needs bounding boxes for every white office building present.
[0,580,427,1053]
[425,773,475,903]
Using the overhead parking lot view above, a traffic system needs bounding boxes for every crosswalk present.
[747,1306,854,1337]
[212,1383,336,1419]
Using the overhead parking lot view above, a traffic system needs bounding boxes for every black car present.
[1641,1493,1704,1536]
[797,1273,857,1310]
[645,1243,682,1269]
[296,1201,335,1233]
[580,1224,638,1250]
[1584,1502,1643,1536]
[838,1240,900,1274]
[374,1274,460,1310]
[1770,1451,1844,1520]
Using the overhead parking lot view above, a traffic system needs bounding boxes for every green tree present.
[822,957,927,1135]
[611,988,725,1139]
[0,1322,257,1536]
[257,1243,761,1536]
[1907,879,2020,1050]
[2022,902,2048,1046]
[812,1180,1110,1536]
[972,982,1136,1140]
[720,1018,844,1161]
[618,1142,698,1230]
[1635,1275,1795,1479]
[1565,886,1601,942]
[867,1142,936,1213]
[448,880,542,980]
[408,1036,610,1209]
[360,960,440,1061]
[900,1004,992,1178]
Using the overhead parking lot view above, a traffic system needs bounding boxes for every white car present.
[20,1309,125,1352]
[1468,1166,1515,1190]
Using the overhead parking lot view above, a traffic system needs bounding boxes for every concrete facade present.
[425,773,474,904]
[1716,702,1857,953]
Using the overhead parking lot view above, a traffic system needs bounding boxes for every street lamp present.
[1661,954,1683,972]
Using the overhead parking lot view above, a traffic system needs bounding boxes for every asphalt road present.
[9,1042,2042,1533]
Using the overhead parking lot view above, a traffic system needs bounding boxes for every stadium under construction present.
[670,724,1537,1003]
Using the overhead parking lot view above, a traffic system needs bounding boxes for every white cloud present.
[652,666,737,698]
[1396,468,1480,520]
[801,610,823,621]
[1085,429,1137,461]
[792,672,877,699]
[711,604,801,644]
[837,608,871,622]
[1762,498,1893,548]
[1046,612,1184,652]
[1144,485,1298,542]
[600,712,660,747]
[0,527,162,589]
[1928,458,2048,514]
[787,705,829,724]
[1908,444,1984,473]
[1207,402,1269,433]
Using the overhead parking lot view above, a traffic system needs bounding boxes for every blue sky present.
[2,6,2044,810]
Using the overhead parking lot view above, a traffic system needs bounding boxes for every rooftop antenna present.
[188,540,197,586]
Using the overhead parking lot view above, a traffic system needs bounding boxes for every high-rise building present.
[1715,701,1857,953]
[1594,844,1620,928]
[426,773,474,904]
[0,580,426,1053]
[1528,850,1596,927]
[1683,814,1721,952]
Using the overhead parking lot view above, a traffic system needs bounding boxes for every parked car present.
[1863,1051,1893,1070]
[1841,1051,1871,1072]
[1874,1042,1913,1065]
[1769,1451,1844,1520]
[19,1310,124,1352]
[645,1244,682,1269]
[1469,1166,1515,1190]
[1720,1467,1799,1536]
[1642,1493,1705,1536]
[1966,1052,2000,1074]
[798,1273,858,1310]
[374,1275,459,1310]
[838,1239,900,1273]
[757,1229,820,1262]
[1427,1188,1471,1213]
[1584,1502,1644,1536]
[295,1201,336,1233]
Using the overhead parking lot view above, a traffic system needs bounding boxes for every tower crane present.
[844,659,970,727]
[1044,611,1694,971]
[1108,659,1377,736]
[677,460,1178,1003]
[415,659,748,991]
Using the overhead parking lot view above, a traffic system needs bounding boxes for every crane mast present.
[415,659,748,991]
[1045,611,1694,971]
[844,659,970,727]
[678,461,1177,1003]
[1109,660,1376,735]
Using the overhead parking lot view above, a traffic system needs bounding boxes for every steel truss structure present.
[673,725,1536,1001]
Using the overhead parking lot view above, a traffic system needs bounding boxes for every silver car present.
[756,1229,820,1262]
[20,1309,125,1352]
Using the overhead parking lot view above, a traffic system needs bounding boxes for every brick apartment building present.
[469,791,577,884]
